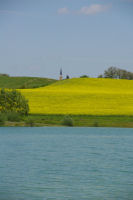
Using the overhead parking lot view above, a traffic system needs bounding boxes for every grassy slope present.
[21,78,133,115]
[0,76,57,89]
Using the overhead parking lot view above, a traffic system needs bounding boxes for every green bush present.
[25,118,34,127]
[6,112,22,122]
[19,84,26,89]
[0,89,29,115]
[0,113,6,126]
[80,75,89,78]
[62,115,73,126]
[93,121,99,127]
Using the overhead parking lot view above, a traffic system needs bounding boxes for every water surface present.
[0,127,133,200]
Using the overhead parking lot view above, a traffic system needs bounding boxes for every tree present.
[98,67,133,80]
[66,75,70,79]
[0,89,29,115]
[104,67,118,78]
[80,75,89,78]
[0,73,9,77]
[97,74,103,78]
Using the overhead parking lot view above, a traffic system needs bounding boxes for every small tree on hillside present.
[66,75,70,79]
[80,75,89,78]
[0,89,29,115]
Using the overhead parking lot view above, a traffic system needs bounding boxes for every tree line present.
[0,73,9,77]
[98,67,133,80]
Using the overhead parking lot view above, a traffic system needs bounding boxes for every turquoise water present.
[0,127,133,200]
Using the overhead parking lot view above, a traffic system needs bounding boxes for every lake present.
[0,127,133,200]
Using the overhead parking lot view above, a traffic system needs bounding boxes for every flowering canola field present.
[20,78,133,115]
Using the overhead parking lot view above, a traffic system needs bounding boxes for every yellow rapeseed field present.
[20,78,133,115]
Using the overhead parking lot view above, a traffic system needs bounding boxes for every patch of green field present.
[0,76,57,89]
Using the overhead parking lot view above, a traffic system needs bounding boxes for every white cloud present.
[57,7,69,15]
[57,4,111,16]
[78,4,111,15]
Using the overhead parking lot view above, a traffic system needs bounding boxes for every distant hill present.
[21,78,133,115]
[0,76,57,89]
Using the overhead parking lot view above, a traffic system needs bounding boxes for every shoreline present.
[1,114,133,128]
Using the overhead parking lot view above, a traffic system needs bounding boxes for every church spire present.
[60,68,62,76]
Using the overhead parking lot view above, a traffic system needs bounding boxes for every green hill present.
[0,76,57,89]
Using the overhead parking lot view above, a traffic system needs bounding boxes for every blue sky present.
[0,0,133,79]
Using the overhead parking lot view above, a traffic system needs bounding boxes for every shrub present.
[6,112,22,122]
[93,121,99,127]
[25,118,34,127]
[0,113,6,126]
[20,84,26,89]
[0,89,29,115]
[62,115,73,126]
[80,75,89,78]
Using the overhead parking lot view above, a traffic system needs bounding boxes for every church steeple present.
[59,68,63,80]
[60,68,62,75]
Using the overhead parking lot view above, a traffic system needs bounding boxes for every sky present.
[0,0,133,79]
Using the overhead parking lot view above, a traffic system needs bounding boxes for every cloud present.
[78,4,111,15]
[57,4,111,16]
[57,7,69,15]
